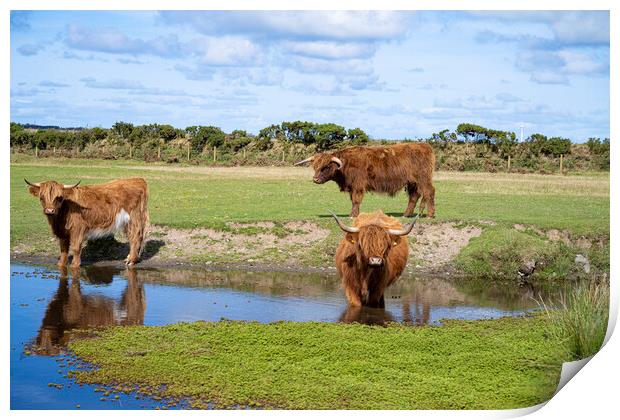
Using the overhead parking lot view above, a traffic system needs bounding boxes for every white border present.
[2,1,616,419]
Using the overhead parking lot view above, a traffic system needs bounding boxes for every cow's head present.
[330,211,416,268]
[294,154,343,184]
[25,179,80,215]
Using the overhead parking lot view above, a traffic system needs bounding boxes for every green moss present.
[68,316,567,410]
[454,227,607,282]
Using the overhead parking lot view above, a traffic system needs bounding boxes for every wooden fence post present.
[507,155,511,171]
[243,148,246,159]
[35,145,38,158]
[187,144,190,161]
[213,146,217,162]
[560,154,564,174]
[53,146,56,156]
[282,150,285,162]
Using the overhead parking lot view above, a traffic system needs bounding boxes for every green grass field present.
[68,316,566,409]
[11,156,609,245]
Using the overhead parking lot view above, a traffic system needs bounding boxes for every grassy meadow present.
[11,155,609,238]
[11,155,609,278]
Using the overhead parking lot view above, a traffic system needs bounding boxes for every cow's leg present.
[404,183,420,217]
[419,184,436,218]
[125,220,143,266]
[69,231,84,268]
[418,183,435,218]
[349,190,364,218]
[126,205,149,265]
[58,237,70,267]
[367,289,386,308]
[426,185,436,218]
[344,285,362,306]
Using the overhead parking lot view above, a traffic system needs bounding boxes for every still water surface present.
[11,263,546,409]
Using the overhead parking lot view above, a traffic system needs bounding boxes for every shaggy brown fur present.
[35,267,144,355]
[26,178,149,267]
[302,143,436,217]
[334,211,412,308]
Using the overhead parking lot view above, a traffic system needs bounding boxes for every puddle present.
[11,263,552,409]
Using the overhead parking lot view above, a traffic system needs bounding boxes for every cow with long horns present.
[296,143,436,218]
[25,178,149,267]
[331,210,417,308]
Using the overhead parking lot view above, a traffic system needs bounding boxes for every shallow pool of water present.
[10,262,545,409]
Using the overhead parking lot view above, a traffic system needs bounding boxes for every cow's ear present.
[345,233,358,244]
[389,235,402,246]
[28,185,40,197]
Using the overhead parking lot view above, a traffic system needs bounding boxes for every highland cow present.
[296,143,436,217]
[25,178,149,267]
[331,210,417,308]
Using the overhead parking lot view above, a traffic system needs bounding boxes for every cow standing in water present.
[296,143,436,218]
[331,211,417,308]
[25,178,149,267]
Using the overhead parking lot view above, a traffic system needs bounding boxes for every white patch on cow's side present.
[86,209,131,240]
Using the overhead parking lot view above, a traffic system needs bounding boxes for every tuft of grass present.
[455,227,606,282]
[455,227,555,280]
[541,281,609,360]
[68,316,567,410]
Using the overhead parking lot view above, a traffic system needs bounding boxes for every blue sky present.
[10,10,609,141]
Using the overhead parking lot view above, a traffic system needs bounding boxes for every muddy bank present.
[11,220,483,277]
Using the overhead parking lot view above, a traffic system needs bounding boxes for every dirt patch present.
[149,221,331,264]
[12,220,483,275]
[409,223,482,268]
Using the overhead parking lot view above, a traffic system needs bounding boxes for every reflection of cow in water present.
[339,305,396,326]
[34,267,145,356]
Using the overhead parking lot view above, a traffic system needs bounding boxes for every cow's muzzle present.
[368,257,383,266]
[44,208,56,215]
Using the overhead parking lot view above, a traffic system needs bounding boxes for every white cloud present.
[160,11,409,42]
[281,40,376,60]
[192,36,262,66]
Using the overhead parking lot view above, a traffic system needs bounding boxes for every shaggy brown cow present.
[332,211,417,308]
[25,177,149,267]
[296,143,435,218]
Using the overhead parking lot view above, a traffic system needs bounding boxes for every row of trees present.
[258,121,369,150]
[10,121,609,170]
[428,123,573,158]
[10,121,369,153]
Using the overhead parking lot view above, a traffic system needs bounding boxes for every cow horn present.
[330,156,343,169]
[329,210,359,233]
[63,181,81,189]
[24,179,40,187]
[388,215,419,236]
[294,156,314,166]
